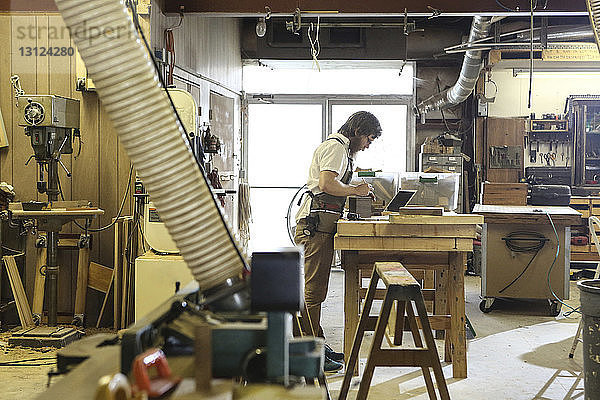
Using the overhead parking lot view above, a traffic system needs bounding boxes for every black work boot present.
[324,343,345,362]
[324,354,343,373]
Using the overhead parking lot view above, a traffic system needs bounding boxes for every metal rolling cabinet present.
[420,153,464,212]
[474,204,582,315]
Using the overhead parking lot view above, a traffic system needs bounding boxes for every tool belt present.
[300,135,353,236]
[302,192,346,235]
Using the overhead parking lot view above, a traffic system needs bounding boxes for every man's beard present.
[349,136,362,155]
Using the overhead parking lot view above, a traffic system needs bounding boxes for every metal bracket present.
[285,8,302,34]
[427,5,442,19]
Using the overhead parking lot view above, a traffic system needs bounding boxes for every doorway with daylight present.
[243,63,416,251]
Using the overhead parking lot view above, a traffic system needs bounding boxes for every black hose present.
[286,185,307,245]
[498,231,548,293]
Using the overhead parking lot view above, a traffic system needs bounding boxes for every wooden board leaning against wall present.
[0,13,135,322]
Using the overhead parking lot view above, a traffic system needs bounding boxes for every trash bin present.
[577,279,600,399]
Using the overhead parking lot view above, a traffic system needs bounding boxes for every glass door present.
[247,102,324,251]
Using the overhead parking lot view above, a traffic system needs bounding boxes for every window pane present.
[331,104,407,172]
[243,66,413,95]
[249,188,299,251]
[248,104,323,187]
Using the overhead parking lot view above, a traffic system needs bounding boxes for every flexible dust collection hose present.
[54,0,247,291]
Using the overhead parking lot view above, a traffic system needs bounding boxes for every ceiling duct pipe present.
[416,16,493,122]
[517,26,594,42]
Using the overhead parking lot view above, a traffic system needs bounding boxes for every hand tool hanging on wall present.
[202,124,221,154]
[530,139,537,163]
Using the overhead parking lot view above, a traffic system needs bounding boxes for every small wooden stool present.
[338,262,450,400]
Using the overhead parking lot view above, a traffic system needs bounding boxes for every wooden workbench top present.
[9,202,104,217]
[472,204,582,225]
[335,213,482,252]
[338,213,483,226]
[337,219,479,238]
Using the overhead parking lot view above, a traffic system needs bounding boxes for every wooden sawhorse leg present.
[449,252,467,378]
[339,266,381,400]
[339,263,450,400]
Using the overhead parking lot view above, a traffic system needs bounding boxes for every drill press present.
[19,95,80,327]
[20,95,79,199]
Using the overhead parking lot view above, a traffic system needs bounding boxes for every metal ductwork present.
[517,25,594,42]
[587,0,600,50]
[54,0,248,292]
[416,16,493,120]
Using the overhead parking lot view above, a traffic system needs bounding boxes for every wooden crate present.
[482,183,528,206]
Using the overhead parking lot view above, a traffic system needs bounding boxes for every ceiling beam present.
[0,0,58,12]
[161,0,587,16]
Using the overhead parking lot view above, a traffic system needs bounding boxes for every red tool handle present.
[132,348,181,398]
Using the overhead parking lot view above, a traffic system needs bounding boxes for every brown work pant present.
[294,219,335,338]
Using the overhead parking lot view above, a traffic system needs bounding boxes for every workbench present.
[7,201,104,330]
[334,212,483,379]
[473,204,582,315]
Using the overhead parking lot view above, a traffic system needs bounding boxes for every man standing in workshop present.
[295,111,382,372]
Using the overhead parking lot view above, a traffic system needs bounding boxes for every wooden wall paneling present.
[74,93,100,260]
[98,107,119,270]
[11,16,38,201]
[0,16,12,182]
[74,93,102,323]
[68,29,84,319]
[486,117,525,183]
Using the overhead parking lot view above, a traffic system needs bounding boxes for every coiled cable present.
[499,231,548,293]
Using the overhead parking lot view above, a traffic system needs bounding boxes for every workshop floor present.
[324,269,584,400]
[0,271,586,400]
